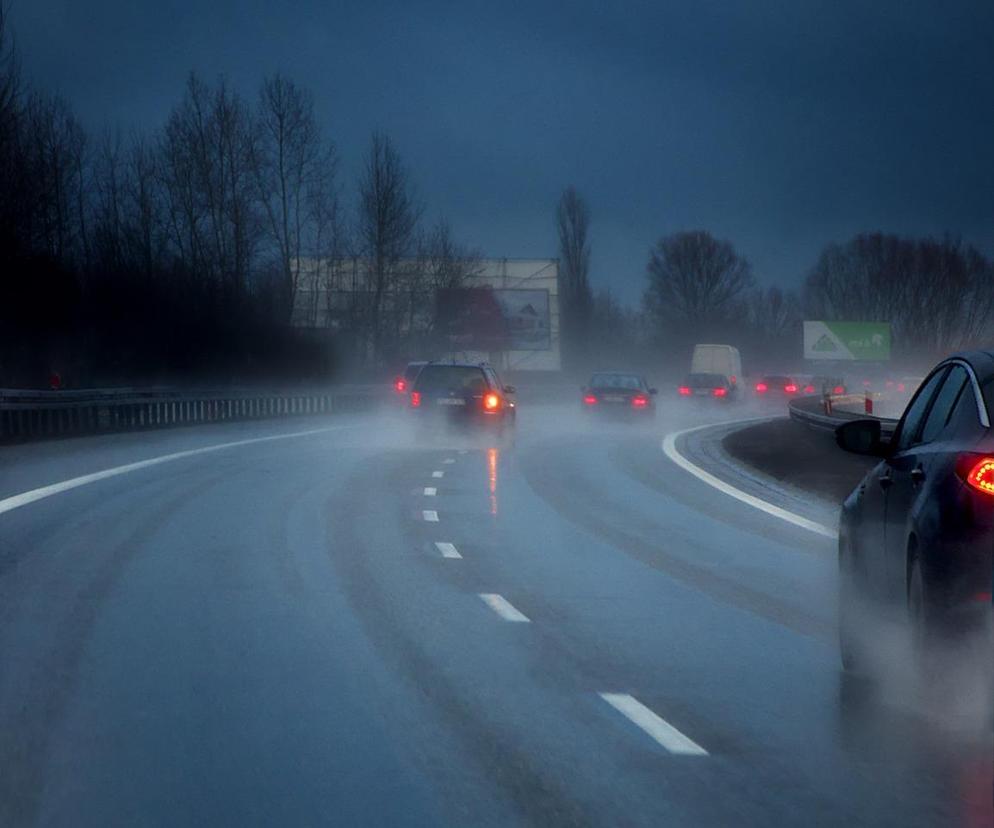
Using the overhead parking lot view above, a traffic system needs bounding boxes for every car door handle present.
[910,467,926,484]
[878,473,893,491]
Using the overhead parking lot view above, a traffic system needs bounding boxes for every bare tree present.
[252,74,338,320]
[356,131,420,363]
[556,186,593,369]
[643,230,754,336]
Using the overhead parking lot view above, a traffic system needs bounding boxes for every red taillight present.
[583,394,598,405]
[956,455,994,496]
[632,395,649,408]
[832,385,845,395]
[730,375,737,385]
[410,391,421,408]
[896,382,906,392]
[972,591,992,603]
[803,384,816,394]
[713,387,727,397]
[755,382,768,393]
[677,386,692,396]
[484,393,501,411]
[395,378,406,393]
[784,384,798,394]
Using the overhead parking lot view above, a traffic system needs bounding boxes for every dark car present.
[836,352,994,672]
[582,372,657,416]
[393,361,427,395]
[754,374,801,398]
[678,373,733,400]
[409,362,515,428]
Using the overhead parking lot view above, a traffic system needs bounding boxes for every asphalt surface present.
[0,399,990,827]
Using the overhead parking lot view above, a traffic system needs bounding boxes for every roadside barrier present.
[0,386,383,443]
[790,394,898,437]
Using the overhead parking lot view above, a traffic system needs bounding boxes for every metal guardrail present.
[0,385,384,443]
[788,394,899,436]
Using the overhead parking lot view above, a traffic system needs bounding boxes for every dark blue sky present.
[10,0,994,303]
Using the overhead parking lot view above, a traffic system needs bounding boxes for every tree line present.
[0,7,475,387]
[556,186,994,375]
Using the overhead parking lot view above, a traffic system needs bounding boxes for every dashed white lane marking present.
[599,693,708,756]
[661,423,837,540]
[432,471,444,478]
[422,510,439,522]
[478,593,530,623]
[423,487,437,496]
[434,542,462,559]
[0,425,353,517]
[442,458,456,464]
[458,450,468,455]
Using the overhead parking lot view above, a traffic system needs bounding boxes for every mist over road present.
[1,402,989,826]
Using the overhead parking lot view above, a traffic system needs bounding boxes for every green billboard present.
[803,321,891,361]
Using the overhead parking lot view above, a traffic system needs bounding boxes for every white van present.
[690,344,742,394]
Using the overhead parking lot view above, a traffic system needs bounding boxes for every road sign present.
[803,321,890,361]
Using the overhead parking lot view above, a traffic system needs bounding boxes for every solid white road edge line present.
[661,421,837,540]
[423,487,437,496]
[478,593,530,622]
[432,471,444,478]
[599,693,708,756]
[434,542,462,559]
[422,510,439,522]
[0,425,353,518]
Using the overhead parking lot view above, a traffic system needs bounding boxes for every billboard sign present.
[436,288,551,351]
[803,321,891,361]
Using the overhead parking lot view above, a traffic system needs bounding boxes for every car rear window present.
[761,375,792,386]
[414,365,488,393]
[686,373,726,387]
[590,374,642,390]
[403,363,425,381]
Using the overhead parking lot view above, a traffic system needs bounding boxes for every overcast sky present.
[9,0,994,304]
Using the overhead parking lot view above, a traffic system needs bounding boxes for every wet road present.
[1,402,990,826]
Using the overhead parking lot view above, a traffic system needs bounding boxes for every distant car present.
[810,375,847,395]
[754,375,801,398]
[678,373,733,401]
[837,351,993,673]
[408,362,515,429]
[393,361,427,395]
[582,372,657,416]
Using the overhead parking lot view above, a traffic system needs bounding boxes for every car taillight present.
[632,395,649,408]
[713,387,727,397]
[730,375,737,385]
[755,382,768,393]
[956,455,994,496]
[677,386,692,396]
[832,385,845,395]
[410,391,421,408]
[395,378,406,393]
[803,384,815,394]
[784,384,798,393]
[484,393,501,411]
[583,394,598,405]
[896,382,905,392]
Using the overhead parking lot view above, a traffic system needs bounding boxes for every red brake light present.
[484,392,501,411]
[755,382,768,393]
[803,384,816,394]
[677,386,692,396]
[713,387,727,397]
[632,395,649,408]
[730,375,737,384]
[395,378,406,393]
[410,391,421,408]
[784,384,798,393]
[896,382,906,392]
[583,394,598,405]
[832,385,845,395]
[956,455,994,496]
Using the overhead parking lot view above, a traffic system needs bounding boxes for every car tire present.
[838,539,868,674]
[907,554,939,670]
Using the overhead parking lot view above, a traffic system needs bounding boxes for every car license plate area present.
[436,397,466,406]
[603,395,625,403]
[694,389,710,396]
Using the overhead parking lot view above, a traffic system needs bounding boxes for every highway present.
[1,401,990,827]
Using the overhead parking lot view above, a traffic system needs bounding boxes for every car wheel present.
[838,540,866,673]
[907,554,938,669]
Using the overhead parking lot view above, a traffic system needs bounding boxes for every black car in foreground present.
[836,351,993,673]
[409,362,515,429]
[582,372,657,416]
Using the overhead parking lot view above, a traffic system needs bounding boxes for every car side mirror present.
[835,419,888,456]
[649,388,658,395]
[504,385,516,394]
